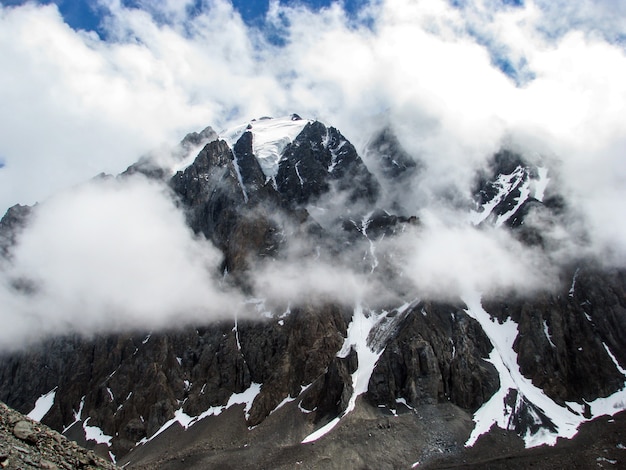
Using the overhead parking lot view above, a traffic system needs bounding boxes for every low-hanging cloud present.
[0,176,242,350]
[397,214,558,301]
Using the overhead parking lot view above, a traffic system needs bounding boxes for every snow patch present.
[27,387,57,422]
[469,166,527,225]
[83,417,113,446]
[464,292,581,448]
[233,316,242,352]
[495,177,531,228]
[270,385,311,416]
[569,268,580,297]
[543,320,556,348]
[139,382,262,445]
[603,343,626,377]
[63,396,85,433]
[328,139,346,172]
[220,116,311,182]
[302,303,386,443]
[463,291,626,448]
[230,152,249,203]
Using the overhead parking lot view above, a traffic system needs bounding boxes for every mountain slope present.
[0,116,625,468]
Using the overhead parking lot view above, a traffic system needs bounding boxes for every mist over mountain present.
[0,113,624,468]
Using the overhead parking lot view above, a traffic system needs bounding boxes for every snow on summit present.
[220,115,311,181]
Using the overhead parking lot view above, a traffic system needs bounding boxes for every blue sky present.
[0,0,364,34]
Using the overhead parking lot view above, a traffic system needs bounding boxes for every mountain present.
[0,115,625,468]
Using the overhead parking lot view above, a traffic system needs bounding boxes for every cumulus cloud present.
[0,0,625,346]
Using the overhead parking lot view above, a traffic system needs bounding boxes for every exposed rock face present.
[369,302,499,412]
[0,305,350,458]
[0,401,118,470]
[122,126,218,181]
[276,121,380,207]
[483,266,626,404]
[0,116,625,468]
[0,203,31,260]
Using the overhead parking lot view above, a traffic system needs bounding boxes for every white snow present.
[302,304,386,443]
[142,334,151,344]
[597,457,617,465]
[328,139,346,172]
[106,387,115,402]
[233,317,242,351]
[463,291,626,448]
[569,268,580,297]
[534,167,550,202]
[220,116,311,183]
[396,397,416,411]
[218,122,249,150]
[270,385,311,416]
[83,417,113,446]
[251,117,310,181]
[543,320,556,348]
[27,387,57,422]
[294,161,304,186]
[298,401,316,414]
[469,166,527,225]
[360,214,379,273]
[470,165,550,227]
[230,153,249,203]
[495,177,531,228]
[464,292,582,448]
[63,396,85,433]
[603,343,626,376]
[60,395,114,453]
[139,382,262,445]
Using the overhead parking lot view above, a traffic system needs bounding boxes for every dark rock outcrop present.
[483,265,626,404]
[0,401,118,469]
[0,203,31,260]
[368,302,499,412]
[276,122,380,207]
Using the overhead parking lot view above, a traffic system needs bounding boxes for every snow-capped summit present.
[220,115,312,182]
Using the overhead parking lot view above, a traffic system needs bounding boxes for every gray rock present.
[13,420,37,443]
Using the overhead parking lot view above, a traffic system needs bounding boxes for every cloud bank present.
[0,176,240,350]
[0,0,625,347]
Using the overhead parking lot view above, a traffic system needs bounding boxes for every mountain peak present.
[219,115,313,183]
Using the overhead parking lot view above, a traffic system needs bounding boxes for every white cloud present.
[0,0,625,346]
[0,176,241,350]
[399,214,557,300]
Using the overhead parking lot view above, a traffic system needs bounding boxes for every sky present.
[0,0,626,348]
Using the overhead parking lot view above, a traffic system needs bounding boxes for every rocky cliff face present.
[0,116,625,468]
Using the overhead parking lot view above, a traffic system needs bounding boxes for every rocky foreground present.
[0,401,117,470]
